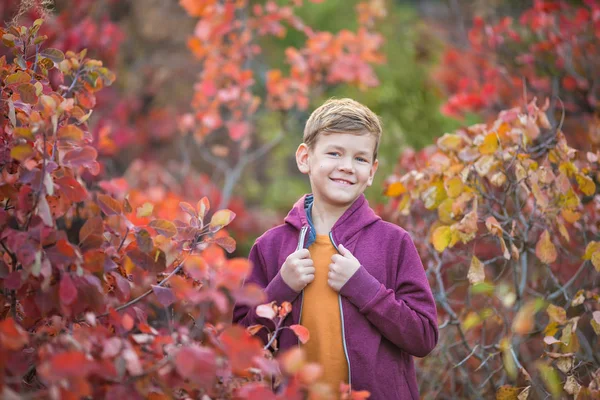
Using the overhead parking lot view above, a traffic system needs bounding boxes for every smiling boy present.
[233,98,438,399]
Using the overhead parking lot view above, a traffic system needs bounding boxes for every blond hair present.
[303,98,382,160]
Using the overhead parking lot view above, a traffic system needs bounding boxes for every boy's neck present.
[310,197,352,234]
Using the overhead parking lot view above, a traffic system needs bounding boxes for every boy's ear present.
[367,158,379,187]
[296,143,310,174]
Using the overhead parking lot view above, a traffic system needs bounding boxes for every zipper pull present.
[296,226,308,251]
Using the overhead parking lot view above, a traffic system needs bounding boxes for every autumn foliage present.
[0,4,382,399]
[384,98,600,398]
[434,0,600,151]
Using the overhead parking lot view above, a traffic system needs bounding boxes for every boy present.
[233,98,438,399]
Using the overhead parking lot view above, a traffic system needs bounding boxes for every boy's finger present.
[295,248,311,258]
[338,244,351,257]
[297,259,314,267]
[303,266,316,275]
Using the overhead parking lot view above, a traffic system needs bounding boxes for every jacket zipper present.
[296,226,308,329]
[329,232,352,388]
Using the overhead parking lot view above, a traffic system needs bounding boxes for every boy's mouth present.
[330,178,354,185]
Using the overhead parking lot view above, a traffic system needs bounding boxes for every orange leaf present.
[97,194,122,216]
[535,230,557,264]
[384,181,406,197]
[290,324,310,344]
[57,124,84,141]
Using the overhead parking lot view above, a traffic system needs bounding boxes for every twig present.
[95,262,184,319]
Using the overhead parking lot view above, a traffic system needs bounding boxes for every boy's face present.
[296,132,379,210]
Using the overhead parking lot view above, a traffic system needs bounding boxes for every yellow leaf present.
[437,198,455,224]
[431,225,452,253]
[576,174,596,196]
[136,202,154,218]
[582,241,600,260]
[535,230,557,264]
[14,127,34,140]
[437,133,464,152]
[536,362,562,399]
[591,252,600,272]
[479,132,499,155]
[10,143,34,161]
[421,180,447,210]
[546,304,567,325]
[559,161,578,178]
[444,176,463,198]
[397,194,411,215]
[461,311,481,331]
[495,385,521,400]
[209,209,236,231]
[500,337,517,380]
[557,222,570,242]
[467,256,485,284]
[384,181,406,197]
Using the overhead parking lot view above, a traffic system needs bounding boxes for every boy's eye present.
[327,152,340,157]
[356,157,368,163]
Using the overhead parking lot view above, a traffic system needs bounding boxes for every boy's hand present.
[328,244,361,292]
[281,249,315,292]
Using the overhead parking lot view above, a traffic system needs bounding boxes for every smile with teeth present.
[330,178,354,185]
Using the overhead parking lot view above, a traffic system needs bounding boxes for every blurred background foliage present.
[0,0,467,251]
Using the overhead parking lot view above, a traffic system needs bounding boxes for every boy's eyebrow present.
[326,145,371,157]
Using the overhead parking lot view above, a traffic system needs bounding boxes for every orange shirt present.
[301,234,348,393]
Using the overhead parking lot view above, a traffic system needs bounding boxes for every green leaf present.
[40,48,65,64]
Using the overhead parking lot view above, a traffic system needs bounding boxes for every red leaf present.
[55,176,88,202]
[179,201,197,217]
[220,326,263,376]
[97,194,122,216]
[227,121,250,141]
[39,351,93,381]
[175,345,217,387]
[79,216,103,245]
[151,285,176,307]
[122,313,134,331]
[127,248,166,273]
[233,283,266,306]
[62,146,99,174]
[290,324,310,344]
[59,274,78,305]
[0,318,29,350]
[215,236,236,253]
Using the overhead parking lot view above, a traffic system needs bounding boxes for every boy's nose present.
[338,157,354,172]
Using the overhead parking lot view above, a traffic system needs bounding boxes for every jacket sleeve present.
[233,238,301,331]
[339,232,438,357]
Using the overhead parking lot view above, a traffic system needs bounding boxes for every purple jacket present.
[233,194,438,399]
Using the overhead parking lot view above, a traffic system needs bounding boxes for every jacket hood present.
[283,194,381,245]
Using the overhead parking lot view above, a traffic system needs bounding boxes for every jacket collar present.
[284,193,381,245]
